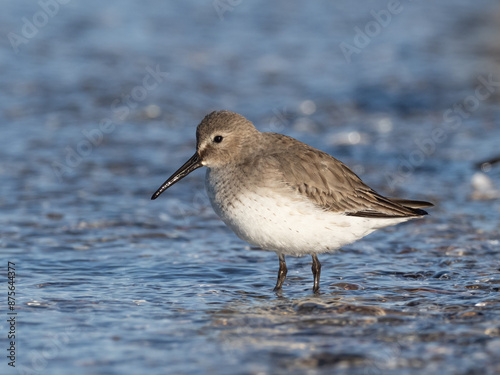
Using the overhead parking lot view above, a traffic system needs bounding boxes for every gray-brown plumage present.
[246,132,431,218]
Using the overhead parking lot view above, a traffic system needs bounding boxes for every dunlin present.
[152,111,433,292]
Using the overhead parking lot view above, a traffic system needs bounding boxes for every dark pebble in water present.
[465,284,490,290]
[330,282,360,290]
[294,301,329,313]
[432,271,453,279]
[298,352,367,368]
[402,272,426,279]
[46,212,64,220]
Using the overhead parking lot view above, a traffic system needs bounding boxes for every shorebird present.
[151,111,433,292]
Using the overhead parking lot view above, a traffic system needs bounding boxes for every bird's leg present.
[312,254,321,293]
[273,253,287,291]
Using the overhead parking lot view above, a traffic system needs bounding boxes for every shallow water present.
[1,1,500,374]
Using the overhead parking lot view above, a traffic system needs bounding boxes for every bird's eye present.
[213,135,223,143]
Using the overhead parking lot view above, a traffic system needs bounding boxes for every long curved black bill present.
[151,153,203,200]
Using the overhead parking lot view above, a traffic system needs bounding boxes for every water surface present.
[1,1,500,374]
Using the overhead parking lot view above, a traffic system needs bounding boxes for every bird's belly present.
[206,173,407,255]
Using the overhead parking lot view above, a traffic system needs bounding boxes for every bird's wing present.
[387,198,434,209]
[257,134,430,218]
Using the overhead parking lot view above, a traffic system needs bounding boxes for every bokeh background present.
[1,1,500,374]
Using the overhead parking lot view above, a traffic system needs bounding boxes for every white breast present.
[205,168,409,256]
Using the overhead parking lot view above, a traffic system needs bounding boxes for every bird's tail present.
[388,198,434,215]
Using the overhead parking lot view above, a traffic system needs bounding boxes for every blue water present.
[1,1,500,374]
